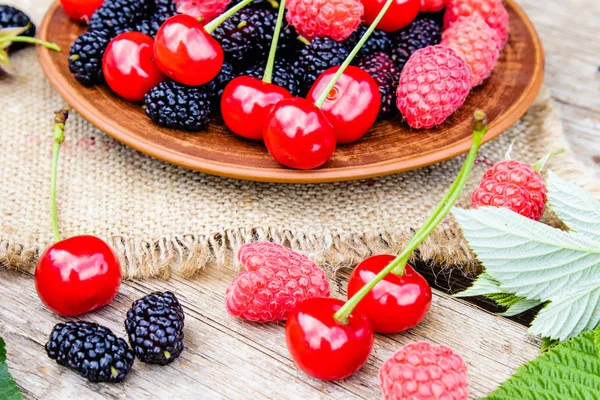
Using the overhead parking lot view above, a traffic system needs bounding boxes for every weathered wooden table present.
[1,0,599,399]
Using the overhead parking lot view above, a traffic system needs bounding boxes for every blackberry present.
[125,291,185,365]
[134,13,172,38]
[345,25,392,59]
[243,60,302,97]
[228,0,279,10]
[358,52,400,119]
[89,0,154,35]
[207,61,236,111]
[390,16,442,70]
[145,81,213,131]
[69,30,111,86]
[212,8,295,66]
[45,321,134,383]
[292,36,349,94]
[0,5,36,51]
[154,0,177,15]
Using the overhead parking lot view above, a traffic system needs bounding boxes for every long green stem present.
[314,0,394,108]
[333,111,489,324]
[51,108,70,243]
[262,0,286,83]
[205,0,255,34]
[0,36,61,51]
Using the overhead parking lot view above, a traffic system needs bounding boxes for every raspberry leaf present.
[483,327,600,400]
[547,171,600,242]
[453,171,600,340]
[0,337,23,400]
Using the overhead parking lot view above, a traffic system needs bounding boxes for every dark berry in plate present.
[345,25,392,60]
[89,0,154,35]
[242,60,302,97]
[390,16,442,70]
[358,52,400,119]
[69,30,111,86]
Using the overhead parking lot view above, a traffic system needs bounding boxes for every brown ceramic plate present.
[37,0,543,183]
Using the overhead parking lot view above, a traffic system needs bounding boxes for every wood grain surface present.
[0,266,541,400]
[35,0,544,183]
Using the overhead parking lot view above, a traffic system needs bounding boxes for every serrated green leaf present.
[540,337,559,353]
[453,191,600,340]
[484,328,600,400]
[0,338,23,400]
[455,273,502,297]
[547,171,600,242]
[501,297,543,317]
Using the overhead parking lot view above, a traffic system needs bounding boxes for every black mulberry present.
[125,291,185,365]
[390,16,442,70]
[0,5,36,51]
[69,30,111,86]
[45,321,134,383]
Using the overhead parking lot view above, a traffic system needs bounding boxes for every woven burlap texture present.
[2,0,600,279]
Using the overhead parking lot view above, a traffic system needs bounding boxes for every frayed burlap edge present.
[2,89,599,280]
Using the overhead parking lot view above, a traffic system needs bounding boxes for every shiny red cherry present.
[221,76,292,140]
[35,235,122,317]
[347,255,432,334]
[307,66,380,144]
[285,297,374,380]
[154,14,224,86]
[60,0,104,23]
[263,98,336,169]
[103,32,166,102]
[361,0,420,32]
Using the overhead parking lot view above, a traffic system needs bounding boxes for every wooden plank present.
[0,267,540,400]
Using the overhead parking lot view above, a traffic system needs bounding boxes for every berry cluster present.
[62,0,510,170]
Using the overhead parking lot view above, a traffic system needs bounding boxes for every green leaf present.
[453,171,600,340]
[547,171,600,242]
[0,338,23,400]
[540,337,559,353]
[484,328,600,400]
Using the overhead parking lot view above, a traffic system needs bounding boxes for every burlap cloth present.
[2,0,599,279]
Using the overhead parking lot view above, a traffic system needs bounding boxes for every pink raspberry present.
[472,159,547,221]
[444,0,509,47]
[286,0,364,41]
[225,242,330,322]
[379,342,469,400]
[396,45,471,129]
[420,0,448,12]
[175,0,231,22]
[441,15,501,87]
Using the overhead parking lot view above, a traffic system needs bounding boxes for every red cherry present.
[361,0,420,32]
[35,235,122,317]
[347,255,432,334]
[263,98,336,169]
[285,297,374,380]
[154,14,224,86]
[221,76,292,140]
[102,32,166,102]
[307,66,380,144]
[60,0,104,23]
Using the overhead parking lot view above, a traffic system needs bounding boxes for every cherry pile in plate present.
[65,0,508,170]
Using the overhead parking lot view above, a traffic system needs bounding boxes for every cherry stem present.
[262,0,286,83]
[314,0,395,109]
[51,108,70,243]
[205,0,255,34]
[0,36,61,51]
[333,111,489,325]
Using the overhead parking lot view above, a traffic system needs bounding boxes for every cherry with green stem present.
[263,0,396,168]
[35,108,122,317]
[153,0,255,86]
[285,111,489,380]
[220,0,292,140]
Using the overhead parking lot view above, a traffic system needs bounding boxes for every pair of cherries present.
[221,67,381,170]
[102,14,224,102]
[284,111,489,381]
